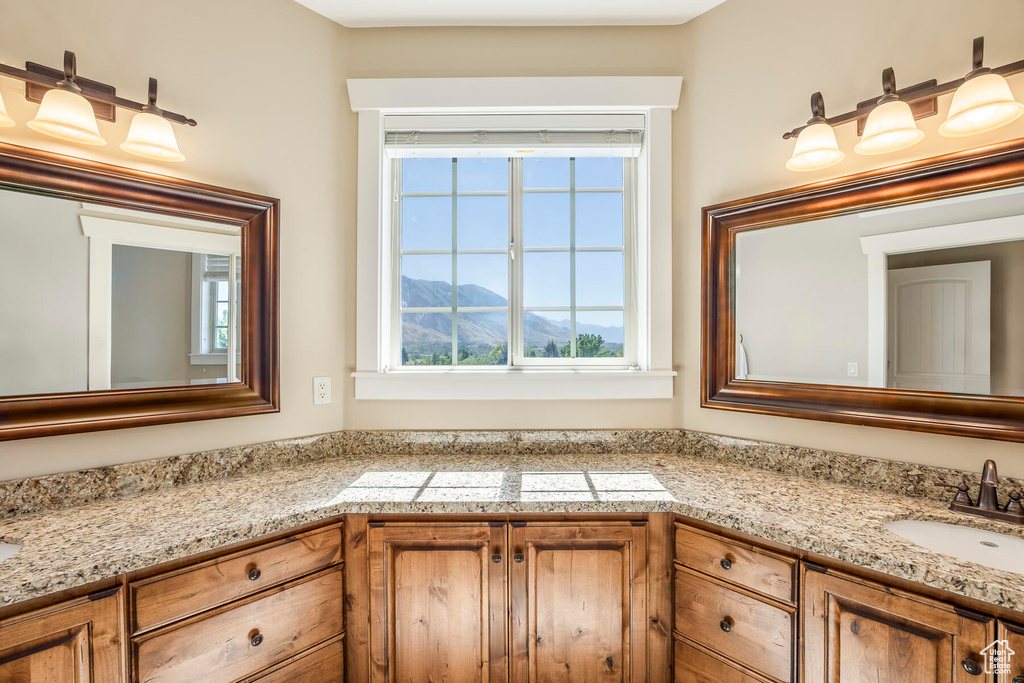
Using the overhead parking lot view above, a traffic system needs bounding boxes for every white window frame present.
[189,254,243,365]
[348,77,680,400]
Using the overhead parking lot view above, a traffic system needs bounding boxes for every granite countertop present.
[1,449,1023,612]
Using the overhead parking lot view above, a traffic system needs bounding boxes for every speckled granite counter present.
[2,448,1023,612]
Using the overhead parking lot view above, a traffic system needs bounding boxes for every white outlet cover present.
[313,376,332,405]
[847,362,859,377]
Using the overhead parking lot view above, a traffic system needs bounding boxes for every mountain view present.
[401,276,623,365]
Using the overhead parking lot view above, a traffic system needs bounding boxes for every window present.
[393,154,635,369]
[349,76,680,399]
[190,252,241,364]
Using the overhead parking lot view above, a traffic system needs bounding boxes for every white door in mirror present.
[313,376,332,405]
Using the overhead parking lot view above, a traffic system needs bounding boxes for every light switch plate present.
[847,362,859,377]
[313,376,332,405]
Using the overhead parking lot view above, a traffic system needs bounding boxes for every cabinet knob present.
[250,632,264,648]
[720,558,732,571]
[492,553,501,564]
[247,568,262,581]
[719,618,732,633]
[514,552,524,564]
[960,657,982,676]
[1012,675,1024,683]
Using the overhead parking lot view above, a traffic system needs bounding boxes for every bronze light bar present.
[0,50,196,127]
[783,37,1023,141]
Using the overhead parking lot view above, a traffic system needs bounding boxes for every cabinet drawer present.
[132,525,342,632]
[674,638,772,683]
[134,568,344,683]
[674,568,794,682]
[247,636,344,683]
[675,524,795,603]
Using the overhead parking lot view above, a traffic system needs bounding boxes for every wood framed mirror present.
[702,138,1024,442]
[0,142,278,440]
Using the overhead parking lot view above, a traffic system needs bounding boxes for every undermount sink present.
[885,520,1024,574]
[0,542,21,563]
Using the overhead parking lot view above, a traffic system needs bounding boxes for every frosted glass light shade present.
[854,100,924,155]
[0,90,14,128]
[120,112,185,162]
[939,73,1024,137]
[786,123,845,171]
[27,88,105,145]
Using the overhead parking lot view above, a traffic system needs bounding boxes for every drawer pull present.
[720,558,732,570]
[250,632,264,648]
[514,552,524,564]
[492,553,502,564]
[1012,676,1024,683]
[719,618,732,633]
[961,657,982,676]
[247,568,262,581]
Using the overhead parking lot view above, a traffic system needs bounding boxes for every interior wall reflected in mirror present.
[0,188,242,398]
[735,184,1024,397]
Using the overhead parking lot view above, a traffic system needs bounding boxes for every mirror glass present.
[0,187,242,397]
[734,184,1024,397]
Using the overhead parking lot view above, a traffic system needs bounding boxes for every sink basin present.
[0,542,21,563]
[885,520,1024,574]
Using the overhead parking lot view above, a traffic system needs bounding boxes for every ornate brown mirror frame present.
[702,138,1024,443]
[0,142,279,440]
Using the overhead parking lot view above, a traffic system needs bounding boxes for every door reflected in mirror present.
[734,184,1024,397]
[0,187,242,398]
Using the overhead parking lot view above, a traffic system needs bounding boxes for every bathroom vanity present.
[1,442,1022,682]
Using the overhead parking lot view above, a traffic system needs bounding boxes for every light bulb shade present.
[27,88,105,145]
[939,72,1024,137]
[786,123,845,171]
[0,90,14,128]
[120,112,185,162]
[854,100,925,155]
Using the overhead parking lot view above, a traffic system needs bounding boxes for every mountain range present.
[401,276,623,354]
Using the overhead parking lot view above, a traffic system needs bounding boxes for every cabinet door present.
[510,522,647,682]
[368,523,507,683]
[802,566,994,682]
[997,621,1024,682]
[0,587,124,682]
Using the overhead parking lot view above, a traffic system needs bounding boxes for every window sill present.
[352,369,676,400]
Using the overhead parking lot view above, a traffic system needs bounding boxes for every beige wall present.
[3,0,1024,480]
[0,0,352,479]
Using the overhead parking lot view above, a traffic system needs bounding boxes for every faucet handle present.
[935,482,974,507]
[1007,491,1024,516]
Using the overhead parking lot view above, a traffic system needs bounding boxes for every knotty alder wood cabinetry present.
[4,512,1024,682]
[366,520,649,682]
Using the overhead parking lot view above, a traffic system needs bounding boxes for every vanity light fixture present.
[0,50,196,161]
[0,90,14,128]
[783,37,1024,171]
[785,93,845,171]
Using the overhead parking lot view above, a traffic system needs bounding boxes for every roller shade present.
[385,128,642,158]
[202,254,240,281]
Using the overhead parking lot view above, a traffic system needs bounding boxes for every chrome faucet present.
[936,459,1024,524]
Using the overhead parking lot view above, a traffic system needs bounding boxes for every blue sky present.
[401,157,625,316]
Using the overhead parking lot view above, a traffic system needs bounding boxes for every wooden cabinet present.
[368,522,508,682]
[997,621,1024,682]
[0,587,124,683]
[802,565,995,683]
[510,522,648,682]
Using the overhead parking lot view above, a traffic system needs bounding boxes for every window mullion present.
[569,157,577,359]
[510,157,523,366]
[451,158,458,365]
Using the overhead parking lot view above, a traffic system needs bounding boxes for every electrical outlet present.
[847,362,859,377]
[313,376,332,405]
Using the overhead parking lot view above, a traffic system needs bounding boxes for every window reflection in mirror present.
[734,184,1024,397]
[0,187,242,398]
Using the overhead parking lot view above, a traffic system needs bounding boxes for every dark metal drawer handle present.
[1012,675,1024,683]
[514,552,524,563]
[720,558,732,570]
[492,553,501,564]
[719,618,732,633]
[247,568,262,581]
[961,657,982,676]
[250,632,264,648]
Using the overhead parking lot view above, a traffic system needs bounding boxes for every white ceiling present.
[294,0,727,28]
